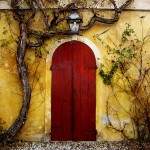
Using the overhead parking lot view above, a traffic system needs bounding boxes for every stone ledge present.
[0,0,150,11]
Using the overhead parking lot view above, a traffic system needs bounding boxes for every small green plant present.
[95,23,140,85]
[99,63,117,85]
[122,23,135,42]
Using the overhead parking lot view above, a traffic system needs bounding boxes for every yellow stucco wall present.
[0,10,150,141]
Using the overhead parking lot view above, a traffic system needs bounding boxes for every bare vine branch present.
[81,0,132,30]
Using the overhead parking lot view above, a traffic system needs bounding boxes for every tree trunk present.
[3,22,31,142]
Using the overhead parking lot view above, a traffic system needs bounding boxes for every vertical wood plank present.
[73,41,96,141]
[51,47,63,140]
[72,41,82,141]
[87,46,96,140]
[51,42,73,141]
[62,42,73,140]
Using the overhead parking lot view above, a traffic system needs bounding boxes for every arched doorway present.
[51,41,96,141]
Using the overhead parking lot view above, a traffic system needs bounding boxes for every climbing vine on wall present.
[95,21,150,141]
[94,23,140,85]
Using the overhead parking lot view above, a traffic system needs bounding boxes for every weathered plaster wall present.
[0,5,150,141]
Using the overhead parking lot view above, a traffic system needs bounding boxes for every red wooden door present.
[51,41,96,141]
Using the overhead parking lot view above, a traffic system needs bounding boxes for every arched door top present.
[47,36,101,68]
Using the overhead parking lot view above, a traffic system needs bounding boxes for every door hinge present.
[50,66,64,70]
[85,66,98,70]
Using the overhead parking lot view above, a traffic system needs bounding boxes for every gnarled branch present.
[4,22,31,142]
[80,0,132,30]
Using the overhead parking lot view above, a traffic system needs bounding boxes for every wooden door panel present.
[73,41,96,141]
[51,41,96,141]
[51,43,73,141]
[51,49,63,131]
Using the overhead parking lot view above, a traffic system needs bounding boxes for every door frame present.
[46,35,101,140]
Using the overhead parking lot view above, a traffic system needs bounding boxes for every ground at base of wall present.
[0,141,150,150]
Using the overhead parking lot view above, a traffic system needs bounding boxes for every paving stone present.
[0,141,150,150]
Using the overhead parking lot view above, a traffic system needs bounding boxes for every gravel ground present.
[0,141,150,150]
